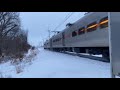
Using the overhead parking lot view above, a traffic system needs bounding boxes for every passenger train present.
[44,12,109,61]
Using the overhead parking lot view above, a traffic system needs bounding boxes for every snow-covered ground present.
[0,47,111,78]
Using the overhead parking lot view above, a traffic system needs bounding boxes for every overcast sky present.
[20,12,85,46]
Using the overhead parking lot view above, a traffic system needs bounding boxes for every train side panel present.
[64,12,109,48]
[52,33,63,48]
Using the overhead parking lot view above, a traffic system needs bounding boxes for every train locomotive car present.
[44,12,109,60]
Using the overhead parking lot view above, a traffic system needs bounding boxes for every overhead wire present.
[53,12,75,31]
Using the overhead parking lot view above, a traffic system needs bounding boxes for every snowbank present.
[0,47,111,78]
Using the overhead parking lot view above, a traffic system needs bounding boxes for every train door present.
[62,32,65,46]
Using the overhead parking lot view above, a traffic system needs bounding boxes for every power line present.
[46,12,75,40]
[53,12,75,31]
[53,12,74,31]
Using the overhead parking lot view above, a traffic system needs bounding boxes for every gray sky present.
[20,12,85,46]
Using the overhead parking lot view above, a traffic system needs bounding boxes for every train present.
[44,12,110,61]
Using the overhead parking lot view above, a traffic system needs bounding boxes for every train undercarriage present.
[45,47,110,62]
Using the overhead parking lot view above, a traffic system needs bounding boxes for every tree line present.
[0,12,31,62]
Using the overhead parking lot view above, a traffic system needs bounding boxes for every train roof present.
[60,12,108,33]
[48,12,108,40]
[62,12,94,32]
[50,12,93,38]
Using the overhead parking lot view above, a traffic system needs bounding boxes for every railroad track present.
[48,50,110,63]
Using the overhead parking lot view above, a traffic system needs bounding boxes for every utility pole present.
[42,38,44,47]
[48,30,50,39]
[48,26,51,40]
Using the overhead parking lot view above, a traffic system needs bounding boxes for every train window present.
[53,38,61,43]
[78,27,85,35]
[87,22,98,32]
[99,16,108,29]
[53,39,56,42]
[72,31,77,37]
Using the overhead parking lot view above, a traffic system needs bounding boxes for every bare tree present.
[0,12,20,56]
[0,12,31,63]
